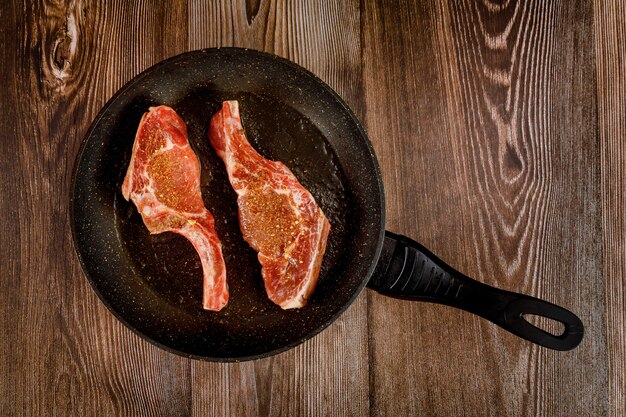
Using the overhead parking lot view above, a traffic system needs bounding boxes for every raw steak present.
[209,100,330,309]
[122,106,228,311]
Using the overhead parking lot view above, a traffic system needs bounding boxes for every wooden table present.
[1,1,623,416]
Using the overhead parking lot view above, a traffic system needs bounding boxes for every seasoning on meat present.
[122,106,228,311]
[209,100,330,309]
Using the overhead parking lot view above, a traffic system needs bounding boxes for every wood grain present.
[595,1,626,416]
[0,0,623,416]
[363,0,606,416]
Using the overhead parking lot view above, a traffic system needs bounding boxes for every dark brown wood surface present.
[0,1,622,416]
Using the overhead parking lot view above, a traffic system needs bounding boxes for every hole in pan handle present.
[367,231,584,351]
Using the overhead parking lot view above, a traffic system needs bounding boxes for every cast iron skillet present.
[71,48,584,361]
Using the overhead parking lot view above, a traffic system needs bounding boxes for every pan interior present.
[71,49,383,360]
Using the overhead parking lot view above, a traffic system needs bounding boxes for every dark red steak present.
[122,106,228,311]
[209,100,330,309]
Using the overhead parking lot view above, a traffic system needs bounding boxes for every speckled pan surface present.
[70,48,385,361]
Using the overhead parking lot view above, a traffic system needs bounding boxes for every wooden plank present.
[595,1,626,416]
[187,1,369,416]
[363,0,606,416]
[62,2,193,415]
[0,1,193,416]
[0,3,23,415]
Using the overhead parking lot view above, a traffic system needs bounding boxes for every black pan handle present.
[367,231,584,351]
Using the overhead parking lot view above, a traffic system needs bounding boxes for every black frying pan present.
[71,48,583,361]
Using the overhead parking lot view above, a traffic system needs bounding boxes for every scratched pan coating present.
[71,48,384,360]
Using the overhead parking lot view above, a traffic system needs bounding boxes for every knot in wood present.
[50,11,77,82]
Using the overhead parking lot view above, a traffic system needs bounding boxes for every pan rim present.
[69,47,386,362]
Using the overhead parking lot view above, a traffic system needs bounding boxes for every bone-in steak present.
[122,106,228,311]
[209,100,330,309]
